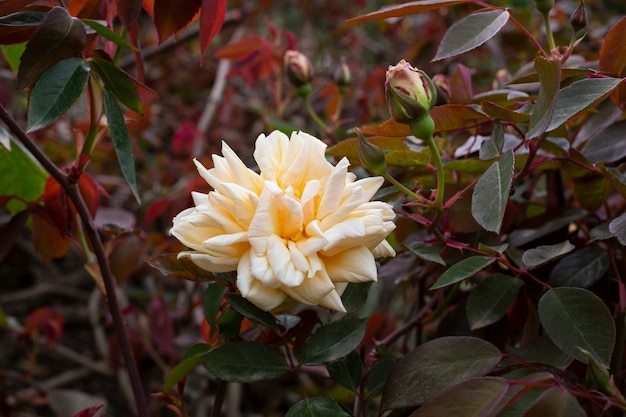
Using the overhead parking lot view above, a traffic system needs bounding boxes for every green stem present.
[382,172,425,203]
[542,11,557,52]
[303,93,327,132]
[80,76,102,156]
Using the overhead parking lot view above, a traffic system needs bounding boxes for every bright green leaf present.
[433,9,510,61]
[297,318,367,366]
[27,58,90,132]
[91,58,142,114]
[524,387,586,417]
[81,19,138,51]
[226,293,278,329]
[163,343,212,392]
[406,242,446,266]
[382,337,501,410]
[430,256,495,290]
[203,283,226,327]
[408,377,510,417]
[467,273,523,330]
[538,287,615,366]
[471,150,514,233]
[522,241,575,269]
[103,90,141,202]
[201,341,288,383]
[527,57,561,140]
[0,139,48,213]
[548,247,609,288]
[1,43,26,73]
[547,77,621,131]
[286,397,351,417]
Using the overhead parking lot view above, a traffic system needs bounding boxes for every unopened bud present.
[357,131,386,175]
[385,60,436,124]
[534,0,554,14]
[570,0,587,32]
[333,57,351,93]
[284,50,313,93]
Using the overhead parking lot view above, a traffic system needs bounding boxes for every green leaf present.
[163,343,212,392]
[548,247,609,288]
[367,358,399,395]
[91,58,142,114]
[547,77,621,131]
[582,120,626,163]
[327,136,429,167]
[538,287,615,366]
[381,336,501,410]
[226,293,278,330]
[430,256,495,290]
[479,121,504,161]
[216,309,242,340]
[507,334,573,370]
[0,139,48,213]
[27,58,90,132]
[406,242,445,266]
[524,387,586,417]
[0,11,46,26]
[600,164,626,199]
[326,352,362,392]
[471,150,514,233]
[203,283,226,327]
[521,241,575,269]
[481,101,531,124]
[467,273,523,330]
[17,7,86,89]
[408,377,510,417]
[81,19,138,51]
[610,213,626,246]
[201,341,288,383]
[103,90,141,202]
[297,318,367,366]
[508,208,586,247]
[340,282,373,313]
[286,397,351,417]
[147,253,216,282]
[433,9,510,61]
[526,57,561,140]
[1,43,26,73]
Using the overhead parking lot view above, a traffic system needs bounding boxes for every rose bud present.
[284,50,313,92]
[570,0,587,32]
[333,57,351,93]
[385,59,437,124]
[357,131,387,176]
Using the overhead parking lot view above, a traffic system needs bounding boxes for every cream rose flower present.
[171,131,396,312]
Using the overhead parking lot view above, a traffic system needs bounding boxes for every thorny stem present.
[0,103,150,417]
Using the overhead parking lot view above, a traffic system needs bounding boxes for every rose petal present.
[179,251,238,273]
[324,246,377,283]
[237,251,287,310]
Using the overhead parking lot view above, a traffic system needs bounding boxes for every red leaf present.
[154,0,201,43]
[172,121,200,155]
[599,16,626,109]
[199,0,226,59]
[115,0,143,28]
[67,0,105,19]
[346,0,472,24]
[72,404,104,417]
[24,306,64,347]
[0,0,43,15]
[77,172,101,218]
[17,6,87,89]
[216,35,281,85]
[41,176,73,235]
[142,198,171,227]
[30,206,71,262]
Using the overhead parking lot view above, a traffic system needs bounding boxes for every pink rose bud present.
[385,59,437,124]
[284,50,313,88]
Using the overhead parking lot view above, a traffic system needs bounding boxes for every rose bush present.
[171,130,396,312]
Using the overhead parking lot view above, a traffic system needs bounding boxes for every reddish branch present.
[0,103,150,417]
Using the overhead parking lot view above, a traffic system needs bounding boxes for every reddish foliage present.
[23,307,64,347]
[71,404,104,417]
